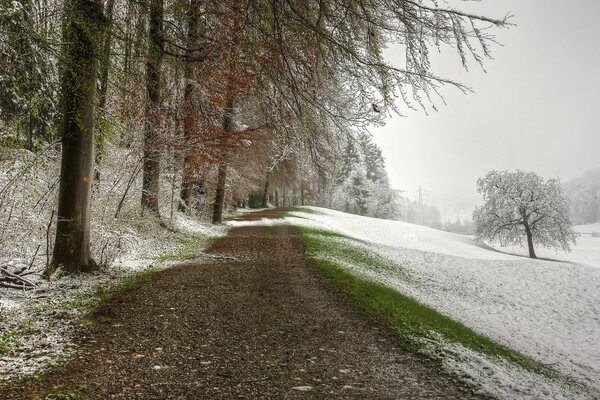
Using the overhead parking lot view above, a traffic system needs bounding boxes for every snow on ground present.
[0,213,223,382]
[490,223,600,269]
[493,236,600,269]
[230,207,600,399]
[575,222,600,235]
[306,209,518,260]
[0,146,233,381]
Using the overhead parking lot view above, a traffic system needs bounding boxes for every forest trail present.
[2,209,480,399]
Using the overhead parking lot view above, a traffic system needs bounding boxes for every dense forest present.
[0,0,509,273]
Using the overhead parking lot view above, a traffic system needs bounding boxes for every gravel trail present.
[2,210,481,399]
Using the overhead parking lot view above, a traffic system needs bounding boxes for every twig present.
[45,210,55,280]
[115,157,144,218]
[28,245,41,270]
[0,140,60,199]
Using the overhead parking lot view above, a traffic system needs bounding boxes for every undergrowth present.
[0,322,35,356]
[0,227,208,363]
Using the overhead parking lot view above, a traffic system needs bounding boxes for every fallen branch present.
[0,267,37,287]
[187,253,237,262]
[0,282,29,290]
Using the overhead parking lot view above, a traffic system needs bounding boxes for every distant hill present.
[563,168,600,225]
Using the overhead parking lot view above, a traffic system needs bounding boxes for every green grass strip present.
[297,226,555,377]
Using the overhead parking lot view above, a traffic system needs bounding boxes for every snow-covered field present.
[491,223,600,268]
[575,222,600,235]
[232,207,600,399]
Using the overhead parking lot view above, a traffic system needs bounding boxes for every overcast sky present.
[371,0,600,222]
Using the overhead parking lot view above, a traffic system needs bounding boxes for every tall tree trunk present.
[193,179,205,214]
[179,181,193,213]
[261,171,271,208]
[212,162,227,224]
[179,0,202,214]
[97,0,115,111]
[524,224,537,259]
[212,98,235,224]
[122,1,133,75]
[52,0,105,273]
[275,189,279,207]
[301,185,305,206]
[94,0,115,180]
[141,0,164,215]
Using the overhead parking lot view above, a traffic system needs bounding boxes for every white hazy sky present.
[371,0,600,222]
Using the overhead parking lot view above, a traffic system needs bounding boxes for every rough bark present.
[122,2,133,75]
[212,98,235,224]
[97,0,115,111]
[94,0,115,180]
[212,162,228,224]
[141,0,164,215]
[524,224,537,259]
[52,0,105,273]
[179,182,193,213]
[179,0,202,214]
[192,179,205,214]
[261,171,271,208]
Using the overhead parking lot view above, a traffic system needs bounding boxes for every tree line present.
[0,0,510,273]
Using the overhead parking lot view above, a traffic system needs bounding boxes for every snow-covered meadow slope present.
[275,207,600,398]
[491,222,600,268]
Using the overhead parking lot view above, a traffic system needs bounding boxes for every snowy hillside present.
[489,222,600,268]
[245,207,600,399]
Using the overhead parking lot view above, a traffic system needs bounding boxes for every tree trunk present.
[141,0,164,215]
[212,162,227,224]
[122,1,133,75]
[94,0,115,181]
[193,179,205,214]
[179,0,201,214]
[261,171,271,208]
[179,181,193,213]
[211,98,235,224]
[301,185,305,206]
[275,189,279,207]
[524,224,537,259]
[52,0,105,273]
[98,0,115,111]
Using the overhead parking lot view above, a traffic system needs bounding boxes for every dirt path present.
[3,210,481,399]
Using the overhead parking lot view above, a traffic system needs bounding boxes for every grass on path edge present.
[295,226,593,395]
